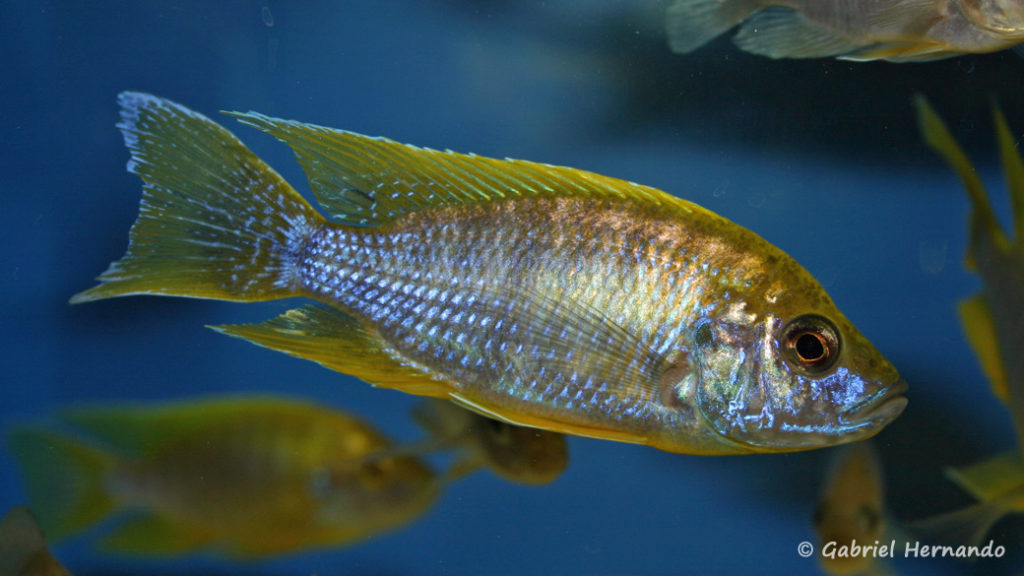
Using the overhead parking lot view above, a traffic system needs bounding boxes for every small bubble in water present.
[261,5,274,27]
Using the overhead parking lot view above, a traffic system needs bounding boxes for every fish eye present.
[782,315,840,373]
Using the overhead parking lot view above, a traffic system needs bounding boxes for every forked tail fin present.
[6,428,118,542]
[70,92,324,304]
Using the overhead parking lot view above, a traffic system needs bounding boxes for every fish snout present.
[841,379,908,432]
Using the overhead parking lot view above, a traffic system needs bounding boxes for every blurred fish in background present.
[0,506,72,576]
[910,96,1024,546]
[666,0,1024,61]
[409,399,568,485]
[6,396,440,559]
[813,442,891,576]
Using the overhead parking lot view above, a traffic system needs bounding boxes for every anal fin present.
[733,7,861,58]
[100,514,213,556]
[211,305,450,397]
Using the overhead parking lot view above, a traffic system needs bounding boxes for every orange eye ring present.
[782,315,840,373]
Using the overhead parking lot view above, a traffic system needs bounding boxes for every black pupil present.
[795,332,825,361]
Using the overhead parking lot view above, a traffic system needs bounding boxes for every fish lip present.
[842,379,908,427]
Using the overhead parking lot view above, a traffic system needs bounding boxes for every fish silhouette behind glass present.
[7,396,439,558]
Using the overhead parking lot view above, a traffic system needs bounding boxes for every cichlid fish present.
[911,96,1024,546]
[0,507,72,576]
[813,442,887,576]
[410,399,568,485]
[6,396,439,558]
[666,0,1024,61]
[71,93,906,455]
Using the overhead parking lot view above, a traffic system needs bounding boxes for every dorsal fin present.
[225,111,689,226]
[61,396,327,457]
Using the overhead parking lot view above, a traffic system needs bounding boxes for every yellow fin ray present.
[914,95,1007,270]
[957,294,1010,404]
[945,449,1024,502]
[211,305,450,397]
[992,102,1024,246]
[226,111,688,226]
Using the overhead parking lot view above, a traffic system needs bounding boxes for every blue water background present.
[2,1,1022,574]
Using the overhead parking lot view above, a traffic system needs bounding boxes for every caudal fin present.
[665,0,759,54]
[70,92,324,304]
[6,428,118,542]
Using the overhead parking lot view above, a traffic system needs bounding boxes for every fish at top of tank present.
[666,0,1024,61]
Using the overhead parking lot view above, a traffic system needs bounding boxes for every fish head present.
[963,0,1024,34]
[692,296,906,453]
[310,455,439,529]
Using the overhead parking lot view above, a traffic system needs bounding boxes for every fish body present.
[814,442,886,575]
[72,93,906,455]
[7,396,438,558]
[666,0,1024,61]
[412,399,568,485]
[913,96,1024,546]
[0,507,72,576]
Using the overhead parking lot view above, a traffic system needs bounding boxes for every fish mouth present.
[841,379,908,430]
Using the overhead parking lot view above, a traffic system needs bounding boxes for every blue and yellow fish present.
[71,93,906,455]
[7,396,439,558]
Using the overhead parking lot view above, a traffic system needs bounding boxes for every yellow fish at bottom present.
[71,93,906,455]
[7,396,438,558]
